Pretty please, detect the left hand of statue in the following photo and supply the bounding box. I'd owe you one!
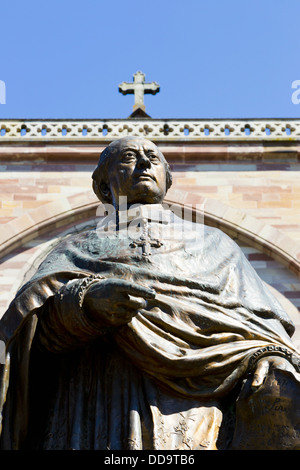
[251,355,300,390]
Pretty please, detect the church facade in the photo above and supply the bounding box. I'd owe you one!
[0,116,300,346]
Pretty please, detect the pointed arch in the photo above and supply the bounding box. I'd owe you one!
[0,188,299,276]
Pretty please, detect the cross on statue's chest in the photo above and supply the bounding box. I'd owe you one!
[129,218,163,257]
[130,235,163,257]
[119,71,160,112]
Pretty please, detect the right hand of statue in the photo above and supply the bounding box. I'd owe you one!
[82,278,156,327]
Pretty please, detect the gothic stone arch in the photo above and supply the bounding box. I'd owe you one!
[0,190,299,348]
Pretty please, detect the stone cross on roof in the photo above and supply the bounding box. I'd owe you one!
[119,71,160,114]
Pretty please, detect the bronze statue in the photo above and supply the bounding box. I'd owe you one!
[1,136,300,450]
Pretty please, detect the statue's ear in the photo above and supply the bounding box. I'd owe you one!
[92,178,111,203]
[99,182,112,202]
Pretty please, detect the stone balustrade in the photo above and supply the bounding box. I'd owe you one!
[0,118,300,142]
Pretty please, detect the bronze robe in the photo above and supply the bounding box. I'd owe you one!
[0,205,299,450]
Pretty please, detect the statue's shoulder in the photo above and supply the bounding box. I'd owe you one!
[31,229,99,279]
[202,223,227,240]
[37,229,99,267]
[202,224,242,255]
[54,228,98,250]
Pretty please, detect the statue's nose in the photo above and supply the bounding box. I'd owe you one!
[137,155,151,169]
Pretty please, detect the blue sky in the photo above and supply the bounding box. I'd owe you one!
[0,0,299,119]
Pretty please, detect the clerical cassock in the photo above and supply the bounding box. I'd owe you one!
[0,204,299,450]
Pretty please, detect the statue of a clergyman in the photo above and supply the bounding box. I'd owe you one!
[1,136,300,450]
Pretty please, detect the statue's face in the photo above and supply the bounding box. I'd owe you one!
[105,137,167,207]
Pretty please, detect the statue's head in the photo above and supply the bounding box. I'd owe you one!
[92,136,172,207]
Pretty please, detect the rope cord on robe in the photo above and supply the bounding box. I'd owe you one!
[247,345,300,374]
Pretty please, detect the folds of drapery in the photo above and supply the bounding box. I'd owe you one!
[0,218,299,448]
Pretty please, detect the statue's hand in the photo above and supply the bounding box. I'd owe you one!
[82,278,156,327]
[251,355,300,390]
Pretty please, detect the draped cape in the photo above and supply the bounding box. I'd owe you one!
[0,207,298,449]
